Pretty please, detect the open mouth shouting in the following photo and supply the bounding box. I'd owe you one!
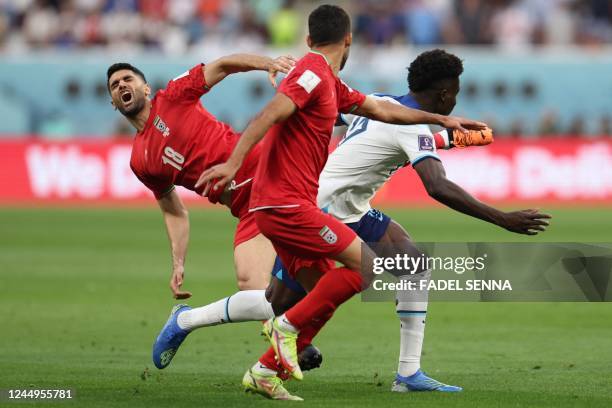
[121,90,133,108]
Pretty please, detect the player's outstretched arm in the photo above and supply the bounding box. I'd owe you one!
[158,189,192,299]
[203,54,295,89]
[353,96,487,133]
[195,93,297,194]
[414,158,551,235]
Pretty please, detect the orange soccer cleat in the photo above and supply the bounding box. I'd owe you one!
[451,127,494,148]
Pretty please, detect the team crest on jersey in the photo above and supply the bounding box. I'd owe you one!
[297,70,321,94]
[153,115,170,137]
[319,225,338,244]
[418,135,434,151]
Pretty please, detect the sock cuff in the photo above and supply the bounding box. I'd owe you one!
[396,310,427,317]
[224,295,233,323]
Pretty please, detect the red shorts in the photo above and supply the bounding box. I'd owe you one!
[234,211,259,247]
[253,205,357,277]
[228,144,262,248]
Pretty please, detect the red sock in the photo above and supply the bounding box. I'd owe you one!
[285,267,362,329]
[297,311,334,352]
[258,347,282,372]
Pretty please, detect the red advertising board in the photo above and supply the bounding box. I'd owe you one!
[1,138,611,206]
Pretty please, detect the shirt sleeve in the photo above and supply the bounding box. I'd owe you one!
[336,78,366,114]
[134,172,175,200]
[278,67,321,109]
[163,64,210,102]
[395,125,441,167]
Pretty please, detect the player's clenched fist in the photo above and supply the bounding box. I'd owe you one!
[195,160,241,197]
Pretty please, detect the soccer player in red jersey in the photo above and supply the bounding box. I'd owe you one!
[107,56,475,374]
[107,54,303,369]
[196,5,488,400]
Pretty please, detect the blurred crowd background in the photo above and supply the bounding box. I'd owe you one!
[0,0,611,138]
[2,0,611,51]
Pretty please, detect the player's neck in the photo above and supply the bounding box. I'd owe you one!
[310,46,344,75]
[128,99,152,133]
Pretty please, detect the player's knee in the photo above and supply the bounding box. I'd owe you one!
[236,274,267,291]
[235,262,269,290]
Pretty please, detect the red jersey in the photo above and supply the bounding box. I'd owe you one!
[249,51,366,210]
[130,64,245,208]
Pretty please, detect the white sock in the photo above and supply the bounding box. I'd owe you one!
[277,313,298,333]
[396,271,430,377]
[177,290,274,331]
[251,361,277,376]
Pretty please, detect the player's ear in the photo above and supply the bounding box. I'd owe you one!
[144,83,151,98]
[439,88,448,103]
[307,35,313,48]
[345,32,352,47]
[110,100,117,110]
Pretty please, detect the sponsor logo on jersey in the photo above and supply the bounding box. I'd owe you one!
[297,70,321,94]
[418,135,434,151]
[319,225,338,244]
[153,115,170,137]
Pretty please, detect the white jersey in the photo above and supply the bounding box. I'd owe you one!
[317,94,442,223]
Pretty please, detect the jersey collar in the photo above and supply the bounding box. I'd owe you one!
[373,92,420,109]
[309,49,331,66]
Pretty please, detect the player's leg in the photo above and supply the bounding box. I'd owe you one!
[271,239,376,379]
[234,232,276,290]
[173,211,277,331]
[251,207,374,379]
[246,265,326,399]
[378,220,427,377]
[152,227,276,369]
[175,233,276,331]
[379,220,462,392]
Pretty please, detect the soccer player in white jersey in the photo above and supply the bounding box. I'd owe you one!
[264,49,551,395]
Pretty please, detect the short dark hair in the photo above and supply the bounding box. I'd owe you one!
[408,49,463,92]
[308,4,351,46]
[106,63,147,90]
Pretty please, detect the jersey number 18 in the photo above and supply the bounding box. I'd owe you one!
[162,146,185,171]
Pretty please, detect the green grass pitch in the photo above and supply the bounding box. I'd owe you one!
[1,206,612,407]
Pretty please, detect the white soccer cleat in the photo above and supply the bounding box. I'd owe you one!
[242,369,303,401]
[262,318,303,381]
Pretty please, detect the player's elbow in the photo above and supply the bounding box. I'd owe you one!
[424,180,448,201]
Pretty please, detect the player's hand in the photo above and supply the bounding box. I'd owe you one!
[452,127,494,148]
[195,160,241,196]
[499,209,552,235]
[170,266,192,299]
[268,55,296,88]
[440,116,488,134]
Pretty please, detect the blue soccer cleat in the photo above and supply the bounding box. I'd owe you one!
[391,370,463,392]
[152,304,191,369]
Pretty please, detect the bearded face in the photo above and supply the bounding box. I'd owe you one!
[108,70,149,118]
